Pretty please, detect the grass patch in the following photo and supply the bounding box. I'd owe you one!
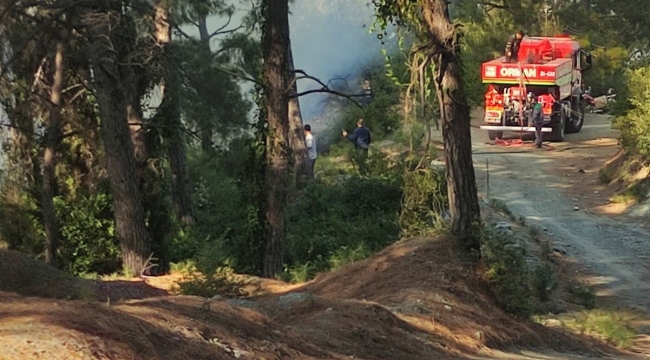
[539,310,638,348]
[611,193,636,204]
[611,180,649,204]
[488,198,513,218]
[170,260,196,274]
[575,310,637,348]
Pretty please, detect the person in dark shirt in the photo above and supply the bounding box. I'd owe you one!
[528,93,544,148]
[505,30,524,63]
[342,118,372,175]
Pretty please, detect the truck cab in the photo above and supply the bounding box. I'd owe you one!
[479,36,592,141]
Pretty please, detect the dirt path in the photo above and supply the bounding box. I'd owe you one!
[469,112,650,317]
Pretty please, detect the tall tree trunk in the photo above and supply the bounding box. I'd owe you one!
[42,41,64,266]
[197,15,215,151]
[261,0,291,278]
[88,10,151,276]
[422,0,480,249]
[155,2,196,226]
[287,39,311,186]
[127,99,147,163]
[198,16,210,49]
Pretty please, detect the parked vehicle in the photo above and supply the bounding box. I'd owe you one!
[581,86,616,113]
[480,35,593,141]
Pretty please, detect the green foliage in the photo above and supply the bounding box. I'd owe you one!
[598,167,614,184]
[337,59,405,141]
[55,194,120,275]
[340,95,399,140]
[488,198,513,218]
[328,243,372,271]
[573,310,637,348]
[177,266,244,298]
[614,66,650,160]
[583,47,629,98]
[532,263,558,302]
[177,41,252,141]
[459,21,511,105]
[0,194,44,256]
[168,145,262,275]
[399,166,448,236]
[569,284,597,309]
[482,229,531,317]
[284,175,402,281]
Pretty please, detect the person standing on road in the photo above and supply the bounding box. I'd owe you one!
[529,94,544,148]
[304,124,317,176]
[342,118,372,175]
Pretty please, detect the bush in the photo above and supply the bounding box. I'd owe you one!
[613,66,650,160]
[0,193,44,256]
[170,146,263,275]
[284,175,402,281]
[177,266,244,298]
[532,263,558,302]
[399,167,448,236]
[482,229,531,317]
[0,190,120,276]
[569,284,597,309]
[55,193,120,275]
[340,95,400,140]
[335,58,405,142]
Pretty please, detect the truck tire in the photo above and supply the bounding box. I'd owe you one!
[549,112,566,142]
[488,131,503,140]
[566,100,585,134]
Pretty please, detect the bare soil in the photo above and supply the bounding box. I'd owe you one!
[1,230,641,360]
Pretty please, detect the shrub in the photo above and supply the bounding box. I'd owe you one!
[284,175,402,280]
[613,66,650,161]
[482,229,531,317]
[177,266,244,298]
[55,193,120,275]
[532,263,558,302]
[399,167,448,237]
[569,284,597,309]
[0,193,44,256]
[173,147,263,275]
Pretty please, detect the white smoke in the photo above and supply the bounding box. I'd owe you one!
[290,0,389,121]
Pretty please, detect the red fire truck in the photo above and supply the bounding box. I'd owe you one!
[479,36,592,141]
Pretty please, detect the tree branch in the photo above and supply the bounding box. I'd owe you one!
[208,12,233,38]
[289,69,370,107]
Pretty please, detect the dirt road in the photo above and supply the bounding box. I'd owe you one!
[470,112,650,316]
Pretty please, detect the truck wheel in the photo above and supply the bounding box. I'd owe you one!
[566,101,585,134]
[488,131,503,140]
[550,112,566,142]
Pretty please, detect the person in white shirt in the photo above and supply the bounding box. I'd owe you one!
[304,124,317,176]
